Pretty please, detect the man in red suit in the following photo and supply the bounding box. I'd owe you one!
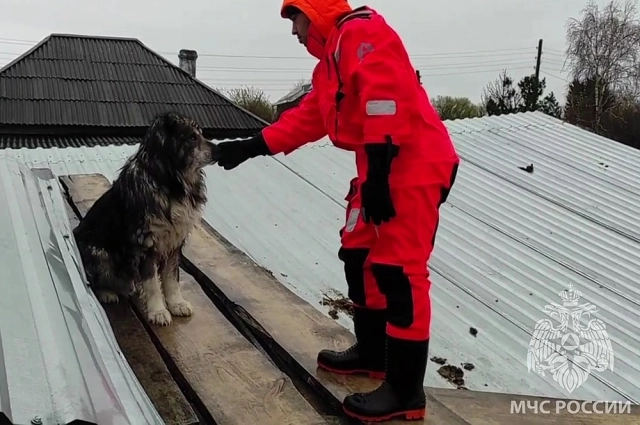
[213,0,460,421]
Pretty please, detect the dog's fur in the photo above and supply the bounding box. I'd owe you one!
[73,112,218,326]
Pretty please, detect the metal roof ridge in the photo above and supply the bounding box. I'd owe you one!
[48,33,141,42]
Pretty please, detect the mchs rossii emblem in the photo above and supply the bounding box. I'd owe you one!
[527,283,614,393]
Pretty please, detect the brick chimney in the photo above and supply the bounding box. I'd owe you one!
[178,49,198,78]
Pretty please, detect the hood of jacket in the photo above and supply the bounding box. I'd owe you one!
[280,0,353,59]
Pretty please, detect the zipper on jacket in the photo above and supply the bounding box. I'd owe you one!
[331,53,344,143]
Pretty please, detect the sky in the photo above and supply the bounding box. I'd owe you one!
[0,0,610,104]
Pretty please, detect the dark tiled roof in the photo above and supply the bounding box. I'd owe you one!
[0,34,266,132]
[0,135,140,149]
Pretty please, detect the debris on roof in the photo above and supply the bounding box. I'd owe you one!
[437,364,467,389]
[518,163,534,173]
[320,292,354,320]
[430,356,447,365]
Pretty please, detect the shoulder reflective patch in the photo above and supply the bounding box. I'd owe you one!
[334,34,344,62]
[366,100,397,115]
[357,42,374,61]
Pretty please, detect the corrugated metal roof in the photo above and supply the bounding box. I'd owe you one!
[444,111,640,243]
[2,111,638,406]
[0,157,164,425]
[0,33,266,133]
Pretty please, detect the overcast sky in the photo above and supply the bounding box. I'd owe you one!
[1,0,607,104]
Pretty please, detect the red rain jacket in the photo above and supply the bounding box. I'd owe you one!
[262,0,459,186]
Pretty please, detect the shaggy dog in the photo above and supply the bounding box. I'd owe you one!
[73,112,218,326]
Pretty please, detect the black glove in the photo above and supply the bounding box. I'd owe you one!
[361,137,399,225]
[213,132,272,170]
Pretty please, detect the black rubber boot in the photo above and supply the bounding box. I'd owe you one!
[342,336,429,422]
[317,307,387,379]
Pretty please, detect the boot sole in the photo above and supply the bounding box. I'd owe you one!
[317,362,385,380]
[343,405,425,421]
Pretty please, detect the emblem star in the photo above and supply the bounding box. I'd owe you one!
[547,332,595,358]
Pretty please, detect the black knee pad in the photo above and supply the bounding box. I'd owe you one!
[371,263,414,328]
[338,247,370,306]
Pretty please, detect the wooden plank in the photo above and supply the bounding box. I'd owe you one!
[61,173,327,425]
[180,218,640,424]
[149,271,327,424]
[182,221,463,424]
[103,302,200,425]
[61,174,112,214]
[62,194,198,425]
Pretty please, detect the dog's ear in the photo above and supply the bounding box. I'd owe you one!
[161,112,181,136]
[144,112,174,148]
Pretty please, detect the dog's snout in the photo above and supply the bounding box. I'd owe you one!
[204,141,219,164]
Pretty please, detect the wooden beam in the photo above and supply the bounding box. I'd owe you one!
[61,173,327,425]
[61,200,198,425]
[180,220,640,425]
[182,221,460,424]
[103,301,200,425]
[146,270,327,424]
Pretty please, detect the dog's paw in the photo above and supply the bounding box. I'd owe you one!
[96,290,119,304]
[168,300,193,317]
[147,308,172,326]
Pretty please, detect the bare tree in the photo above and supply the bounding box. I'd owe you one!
[565,0,640,132]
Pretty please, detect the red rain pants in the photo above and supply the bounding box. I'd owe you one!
[339,157,458,341]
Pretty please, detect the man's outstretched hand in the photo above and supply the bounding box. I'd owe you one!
[214,140,251,170]
[213,132,272,170]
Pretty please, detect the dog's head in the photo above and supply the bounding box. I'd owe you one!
[142,112,219,172]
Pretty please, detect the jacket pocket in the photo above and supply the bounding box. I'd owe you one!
[339,177,360,238]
